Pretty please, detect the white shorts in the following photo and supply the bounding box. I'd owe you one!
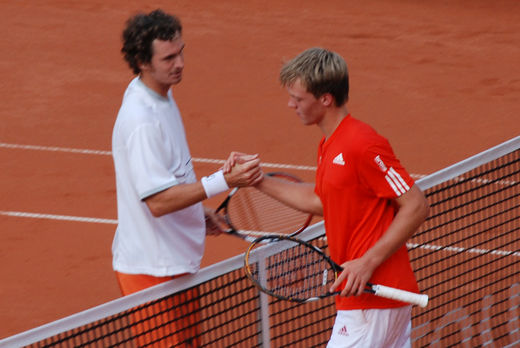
[327,306,412,348]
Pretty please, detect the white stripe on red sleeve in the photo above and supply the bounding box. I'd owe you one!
[385,167,410,196]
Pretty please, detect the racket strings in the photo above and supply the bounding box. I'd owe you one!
[250,241,336,301]
[245,236,429,306]
[228,187,310,234]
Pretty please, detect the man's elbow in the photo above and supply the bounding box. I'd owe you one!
[148,204,163,217]
[414,191,430,223]
[419,196,430,221]
[404,185,430,223]
[144,198,166,217]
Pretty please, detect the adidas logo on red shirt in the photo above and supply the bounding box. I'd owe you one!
[333,153,345,166]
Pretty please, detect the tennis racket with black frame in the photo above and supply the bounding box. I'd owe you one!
[214,172,313,242]
[244,234,428,307]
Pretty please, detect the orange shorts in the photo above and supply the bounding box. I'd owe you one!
[115,272,201,348]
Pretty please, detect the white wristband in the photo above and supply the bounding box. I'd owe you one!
[201,170,230,198]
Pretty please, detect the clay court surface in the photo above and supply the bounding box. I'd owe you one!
[0,0,519,339]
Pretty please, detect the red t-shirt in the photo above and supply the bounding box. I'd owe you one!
[315,115,419,310]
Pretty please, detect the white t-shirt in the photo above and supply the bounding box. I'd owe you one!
[111,77,205,276]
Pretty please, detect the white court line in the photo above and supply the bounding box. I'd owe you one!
[0,141,426,224]
[0,211,117,225]
[0,142,112,156]
[0,142,427,178]
[1,210,518,258]
[0,142,317,171]
[407,242,520,258]
[0,142,431,231]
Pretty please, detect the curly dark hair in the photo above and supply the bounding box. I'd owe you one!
[121,9,182,74]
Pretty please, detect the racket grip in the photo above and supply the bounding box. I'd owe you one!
[371,284,429,308]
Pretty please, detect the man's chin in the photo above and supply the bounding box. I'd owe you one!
[171,77,182,85]
[169,73,183,85]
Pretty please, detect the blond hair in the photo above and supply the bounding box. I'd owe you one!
[280,47,349,106]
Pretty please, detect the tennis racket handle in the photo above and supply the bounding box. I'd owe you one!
[371,284,429,308]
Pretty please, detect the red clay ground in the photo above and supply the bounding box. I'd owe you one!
[1,0,519,339]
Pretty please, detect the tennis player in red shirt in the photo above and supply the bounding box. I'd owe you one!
[226,47,429,347]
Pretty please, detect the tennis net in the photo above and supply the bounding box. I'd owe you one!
[411,136,520,347]
[1,135,518,347]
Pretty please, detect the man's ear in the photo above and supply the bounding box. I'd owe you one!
[320,93,334,107]
[138,61,150,73]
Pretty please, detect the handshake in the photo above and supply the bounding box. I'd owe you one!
[200,151,264,200]
[202,151,264,236]
[221,151,264,188]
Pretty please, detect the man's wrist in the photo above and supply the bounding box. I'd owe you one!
[201,170,230,198]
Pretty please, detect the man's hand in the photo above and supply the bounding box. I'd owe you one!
[222,151,257,173]
[330,256,377,297]
[222,152,264,187]
[204,207,227,236]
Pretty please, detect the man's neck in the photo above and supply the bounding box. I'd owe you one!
[139,74,170,98]
[319,106,349,139]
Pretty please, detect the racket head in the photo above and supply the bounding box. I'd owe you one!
[218,172,313,239]
[244,235,340,303]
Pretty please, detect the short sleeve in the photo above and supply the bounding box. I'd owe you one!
[358,138,414,199]
[126,122,179,200]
